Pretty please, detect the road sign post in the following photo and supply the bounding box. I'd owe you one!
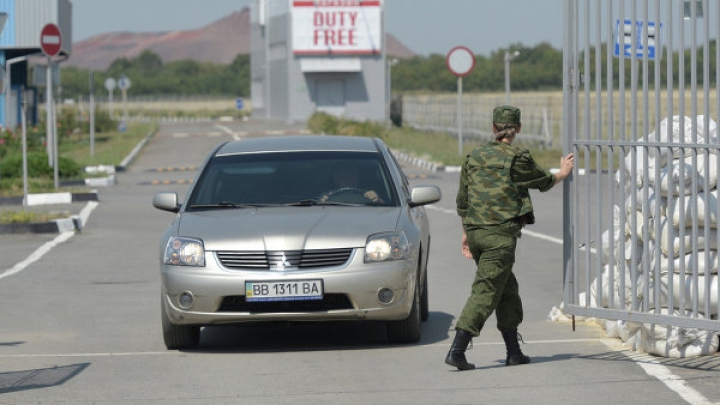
[40,23,62,188]
[118,75,131,129]
[446,46,476,156]
[105,78,116,116]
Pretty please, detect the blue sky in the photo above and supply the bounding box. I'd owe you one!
[70,0,565,57]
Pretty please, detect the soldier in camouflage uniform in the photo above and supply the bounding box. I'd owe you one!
[445,105,574,370]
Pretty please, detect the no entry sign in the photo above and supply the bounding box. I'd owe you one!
[40,24,62,57]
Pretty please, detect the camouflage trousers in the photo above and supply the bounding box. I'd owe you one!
[455,222,524,337]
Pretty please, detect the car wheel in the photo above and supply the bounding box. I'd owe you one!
[386,277,421,344]
[161,295,200,350]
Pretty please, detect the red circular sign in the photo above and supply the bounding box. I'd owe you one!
[40,24,62,57]
[446,46,476,77]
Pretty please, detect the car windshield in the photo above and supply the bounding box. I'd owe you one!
[186,151,398,210]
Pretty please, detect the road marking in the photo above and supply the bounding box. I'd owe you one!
[0,351,172,358]
[601,339,716,405]
[426,205,597,254]
[0,202,98,280]
[427,203,712,405]
[215,124,241,140]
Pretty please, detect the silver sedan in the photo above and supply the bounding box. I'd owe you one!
[153,135,441,349]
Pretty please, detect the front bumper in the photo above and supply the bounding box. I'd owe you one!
[161,249,416,326]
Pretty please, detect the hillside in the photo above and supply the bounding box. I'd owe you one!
[67,8,416,70]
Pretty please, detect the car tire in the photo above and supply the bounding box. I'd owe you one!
[161,295,200,350]
[386,276,421,344]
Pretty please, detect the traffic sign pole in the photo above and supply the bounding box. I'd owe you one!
[45,56,53,166]
[446,46,476,156]
[40,23,62,189]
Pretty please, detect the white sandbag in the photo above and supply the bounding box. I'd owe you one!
[589,265,624,309]
[649,115,717,157]
[652,250,719,275]
[600,206,623,266]
[655,217,719,258]
[624,211,653,242]
[605,319,642,342]
[621,115,718,189]
[645,273,719,315]
[548,305,571,322]
[625,188,666,219]
[636,309,719,358]
[548,300,593,322]
[669,188,720,229]
[615,233,655,273]
[649,153,718,197]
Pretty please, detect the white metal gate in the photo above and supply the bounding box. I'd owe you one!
[562,0,720,332]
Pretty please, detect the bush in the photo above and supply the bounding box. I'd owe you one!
[307,112,340,135]
[307,113,388,140]
[0,151,82,179]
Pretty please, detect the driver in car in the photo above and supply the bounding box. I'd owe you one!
[319,166,384,203]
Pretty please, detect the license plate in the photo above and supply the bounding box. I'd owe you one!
[245,279,323,302]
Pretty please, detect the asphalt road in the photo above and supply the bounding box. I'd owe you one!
[0,119,718,405]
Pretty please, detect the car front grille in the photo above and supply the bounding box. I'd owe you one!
[217,294,354,313]
[216,248,353,270]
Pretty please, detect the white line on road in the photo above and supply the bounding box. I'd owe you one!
[426,204,712,405]
[215,124,241,140]
[0,351,172,358]
[0,202,98,280]
[0,338,606,359]
[601,339,717,405]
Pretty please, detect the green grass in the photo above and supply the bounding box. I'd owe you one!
[0,121,158,223]
[0,210,68,224]
[383,126,566,169]
[61,122,158,167]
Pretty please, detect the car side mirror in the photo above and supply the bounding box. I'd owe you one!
[408,185,441,207]
[153,192,180,213]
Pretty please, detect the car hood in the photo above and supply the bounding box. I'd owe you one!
[177,207,403,251]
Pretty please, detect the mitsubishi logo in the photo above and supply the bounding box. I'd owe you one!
[274,253,292,270]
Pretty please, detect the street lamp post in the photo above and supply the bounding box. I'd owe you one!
[386,58,398,126]
[504,50,520,104]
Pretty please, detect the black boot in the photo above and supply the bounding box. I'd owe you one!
[445,330,475,370]
[501,329,531,366]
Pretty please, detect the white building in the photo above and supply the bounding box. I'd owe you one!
[251,0,387,123]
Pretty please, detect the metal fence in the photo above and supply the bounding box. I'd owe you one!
[561,0,720,351]
[399,93,557,149]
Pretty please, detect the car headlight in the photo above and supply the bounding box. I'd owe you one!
[164,237,206,267]
[364,231,409,262]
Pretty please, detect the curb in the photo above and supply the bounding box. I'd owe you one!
[0,191,99,207]
[0,216,82,234]
[0,191,99,234]
[391,150,461,173]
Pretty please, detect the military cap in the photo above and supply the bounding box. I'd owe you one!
[492,105,521,124]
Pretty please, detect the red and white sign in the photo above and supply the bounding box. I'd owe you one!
[40,23,62,57]
[446,46,475,77]
[292,0,382,55]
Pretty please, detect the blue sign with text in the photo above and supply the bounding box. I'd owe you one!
[614,19,662,60]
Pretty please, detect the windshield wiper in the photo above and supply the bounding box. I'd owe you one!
[189,202,279,209]
[286,199,362,207]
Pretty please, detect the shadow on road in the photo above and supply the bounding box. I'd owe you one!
[0,363,90,394]
[187,311,455,353]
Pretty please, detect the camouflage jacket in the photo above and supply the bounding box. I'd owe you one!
[456,141,556,226]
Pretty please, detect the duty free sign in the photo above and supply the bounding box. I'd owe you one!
[292,0,382,55]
